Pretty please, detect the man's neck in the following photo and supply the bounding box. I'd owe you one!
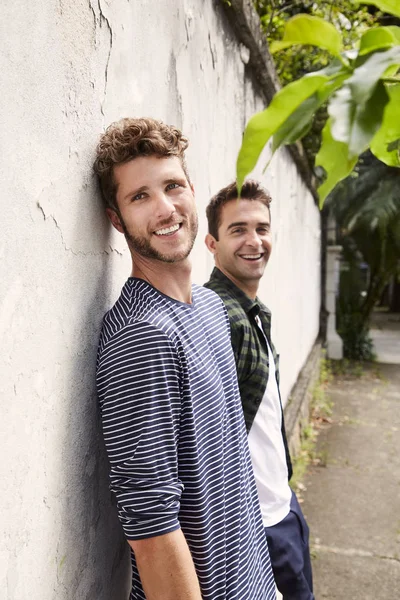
[216,266,259,300]
[132,257,193,304]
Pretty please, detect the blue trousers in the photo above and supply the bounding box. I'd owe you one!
[265,492,314,600]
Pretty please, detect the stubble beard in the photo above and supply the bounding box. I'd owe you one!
[120,213,199,264]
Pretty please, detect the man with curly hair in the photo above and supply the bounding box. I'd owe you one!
[94,118,276,600]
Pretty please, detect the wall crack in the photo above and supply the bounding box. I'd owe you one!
[89,0,113,116]
[208,33,216,70]
[37,201,123,256]
[97,0,113,116]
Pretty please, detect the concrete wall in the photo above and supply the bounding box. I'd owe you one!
[0,1,320,598]
[258,149,321,403]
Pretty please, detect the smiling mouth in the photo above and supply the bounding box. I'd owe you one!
[239,253,264,261]
[154,223,181,236]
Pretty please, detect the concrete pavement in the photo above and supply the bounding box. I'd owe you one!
[301,315,400,599]
[370,312,400,365]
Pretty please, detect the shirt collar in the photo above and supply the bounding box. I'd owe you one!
[209,267,270,318]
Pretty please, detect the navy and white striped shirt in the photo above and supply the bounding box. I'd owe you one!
[97,278,275,599]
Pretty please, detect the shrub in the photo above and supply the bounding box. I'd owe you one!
[337,311,376,361]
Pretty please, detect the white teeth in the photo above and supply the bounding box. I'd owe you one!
[154,223,180,236]
[241,254,262,259]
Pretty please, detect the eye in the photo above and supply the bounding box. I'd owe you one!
[166,182,180,191]
[257,227,269,234]
[132,192,146,202]
[231,227,245,235]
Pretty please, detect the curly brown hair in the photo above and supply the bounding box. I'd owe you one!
[206,180,272,240]
[93,117,190,210]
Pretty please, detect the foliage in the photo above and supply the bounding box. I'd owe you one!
[336,258,376,359]
[329,154,400,310]
[366,0,400,16]
[254,1,375,167]
[237,2,400,203]
[289,422,317,493]
[311,354,334,419]
[328,358,365,378]
[255,1,375,84]
[337,310,376,360]
[289,353,333,493]
[327,152,400,357]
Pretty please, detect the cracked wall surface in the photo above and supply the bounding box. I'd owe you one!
[0,1,320,598]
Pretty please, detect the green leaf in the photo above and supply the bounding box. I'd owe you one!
[371,84,400,167]
[329,46,400,157]
[237,75,327,190]
[269,14,343,56]
[350,46,400,106]
[360,0,400,19]
[359,27,400,56]
[387,26,400,44]
[387,139,400,151]
[236,61,350,190]
[272,95,317,152]
[316,119,358,206]
[329,81,390,158]
[272,70,350,151]
[350,82,390,157]
[328,86,353,144]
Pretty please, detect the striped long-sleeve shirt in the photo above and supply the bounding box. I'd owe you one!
[96,278,276,599]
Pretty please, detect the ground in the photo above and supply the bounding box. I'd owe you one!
[300,313,400,599]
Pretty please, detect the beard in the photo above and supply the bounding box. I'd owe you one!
[119,213,198,263]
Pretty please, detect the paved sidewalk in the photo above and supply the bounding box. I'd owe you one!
[370,312,400,365]
[301,319,400,599]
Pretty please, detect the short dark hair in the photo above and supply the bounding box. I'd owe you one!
[206,180,272,240]
[93,117,190,211]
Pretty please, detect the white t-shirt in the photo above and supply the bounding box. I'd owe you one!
[247,316,292,527]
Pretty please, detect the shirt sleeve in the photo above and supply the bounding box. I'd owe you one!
[96,321,184,540]
[229,317,246,383]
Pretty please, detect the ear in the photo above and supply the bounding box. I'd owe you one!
[106,208,125,234]
[205,233,217,254]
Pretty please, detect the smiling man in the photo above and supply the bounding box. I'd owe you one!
[205,181,314,600]
[93,119,276,600]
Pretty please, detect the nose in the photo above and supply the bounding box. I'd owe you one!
[245,230,262,248]
[154,191,176,220]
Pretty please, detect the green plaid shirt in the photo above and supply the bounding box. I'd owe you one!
[205,267,292,480]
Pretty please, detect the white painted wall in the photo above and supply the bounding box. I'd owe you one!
[0,1,320,598]
[254,148,321,403]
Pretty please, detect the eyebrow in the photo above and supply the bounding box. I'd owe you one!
[164,176,187,185]
[123,185,148,201]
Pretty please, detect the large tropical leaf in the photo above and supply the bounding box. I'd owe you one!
[237,61,350,190]
[359,26,400,56]
[326,155,400,259]
[346,177,400,233]
[326,154,396,221]
[315,119,358,205]
[237,75,327,190]
[349,47,400,106]
[237,4,400,202]
[361,0,400,19]
[328,46,400,158]
[269,14,343,56]
[371,84,400,167]
[272,70,350,151]
[271,96,316,152]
